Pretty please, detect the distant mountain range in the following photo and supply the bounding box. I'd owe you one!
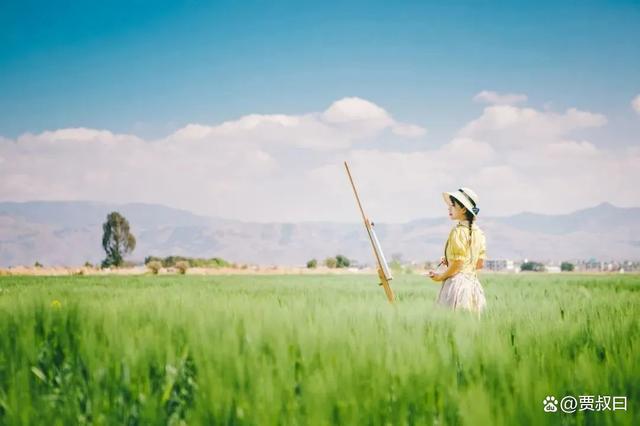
[0,201,639,267]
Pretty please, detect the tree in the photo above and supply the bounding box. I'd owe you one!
[175,261,189,275]
[335,254,350,268]
[144,256,163,265]
[520,261,545,272]
[390,259,403,274]
[101,212,136,268]
[147,260,162,275]
[306,259,318,269]
[561,262,575,272]
[324,257,337,268]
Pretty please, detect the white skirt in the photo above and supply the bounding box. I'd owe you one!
[436,272,486,314]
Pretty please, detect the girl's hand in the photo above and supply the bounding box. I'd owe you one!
[428,270,444,282]
[439,256,448,267]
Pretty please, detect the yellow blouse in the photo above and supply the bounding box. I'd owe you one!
[444,221,486,274]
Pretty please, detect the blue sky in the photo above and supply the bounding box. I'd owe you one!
[1,0,639,222]
[1,0,639,143]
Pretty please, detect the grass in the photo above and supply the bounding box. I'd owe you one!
[0,273,638,425]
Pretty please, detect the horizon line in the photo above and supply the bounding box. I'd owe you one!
[0,199,635,225]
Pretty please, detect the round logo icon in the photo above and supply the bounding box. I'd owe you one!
[543,396,558,413]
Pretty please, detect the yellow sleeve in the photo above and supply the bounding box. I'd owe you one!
[477,229,487,259]
[448,227,469,261]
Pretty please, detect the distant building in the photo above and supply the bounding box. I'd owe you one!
[572,259,640,273]
[485,259,515,272]
[545,265,561,273]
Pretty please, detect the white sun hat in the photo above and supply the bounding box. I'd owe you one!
[442,187,480,216]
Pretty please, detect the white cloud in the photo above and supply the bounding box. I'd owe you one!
[1,95,637,222]
[437,137,495,164]
[450,103,637,217]
[632,94,640,114]
[322,97,393,126]
[391,122,427,138]
[0,97,427,221]
[307,100,640,221]
[165,97,426,151]
[25,127,141,144]
[321,97,426,139]
[473,90,528,105]
[459,105,607,148]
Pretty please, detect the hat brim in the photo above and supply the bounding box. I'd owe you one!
[442,191,477,216]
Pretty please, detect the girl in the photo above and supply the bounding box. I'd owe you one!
[428,187,487,314]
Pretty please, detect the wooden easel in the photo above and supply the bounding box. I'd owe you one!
[344,161,395,303]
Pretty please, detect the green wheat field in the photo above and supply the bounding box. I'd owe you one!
[0,273,637,425]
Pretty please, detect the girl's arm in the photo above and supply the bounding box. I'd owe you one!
[428,260,463,282]
[476,259,484,270]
